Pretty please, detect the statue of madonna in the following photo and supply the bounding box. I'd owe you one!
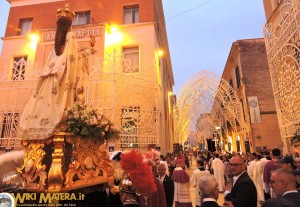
[18,4,89,140]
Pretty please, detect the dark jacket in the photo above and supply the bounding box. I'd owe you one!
[201,201,220,207]
[262,197,296,207]
[225,172,257,207]
[161,175,174,207]
[282,191,300,206]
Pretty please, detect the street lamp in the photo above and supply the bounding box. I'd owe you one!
[105,24,123,47]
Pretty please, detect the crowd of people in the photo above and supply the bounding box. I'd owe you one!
[1,147,299,207]
[116,148,300,207]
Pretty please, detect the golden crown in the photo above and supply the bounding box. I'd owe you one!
[57,4,75,20]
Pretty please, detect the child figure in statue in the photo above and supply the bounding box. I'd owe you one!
[18,4,89,140]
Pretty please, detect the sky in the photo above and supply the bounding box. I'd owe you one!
[162,0,266,95]
[0,0,266,95]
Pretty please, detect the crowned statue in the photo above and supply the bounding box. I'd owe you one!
[18,4,89,140]
[13,4,118,194]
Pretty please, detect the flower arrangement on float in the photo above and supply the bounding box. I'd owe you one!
[64,101,120,141]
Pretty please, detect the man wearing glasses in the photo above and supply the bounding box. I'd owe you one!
[223,155,257,207]
[262,168,300,207]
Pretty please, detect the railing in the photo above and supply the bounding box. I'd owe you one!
[0,138,22,150]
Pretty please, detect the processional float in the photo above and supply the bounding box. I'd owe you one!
[1,6,158,206]
[15,4,119,193]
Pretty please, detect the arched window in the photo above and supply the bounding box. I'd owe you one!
[235,66,241,88]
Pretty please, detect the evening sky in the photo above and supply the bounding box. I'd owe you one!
[0,0,266,95]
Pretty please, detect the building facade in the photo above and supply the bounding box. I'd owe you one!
[263,0,300,154]
[220,38,281,152]
[0,0,175,153]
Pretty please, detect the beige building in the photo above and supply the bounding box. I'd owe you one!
[218,38,281,153]
[0,0,175,154]
[262,0,300,154]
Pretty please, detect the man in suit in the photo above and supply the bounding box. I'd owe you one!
[263,148,281,198]
[263,168,300,206]
[262,198,296,207]
[157,163,175,207]
[223,155,257,207]
[199,175,221,207]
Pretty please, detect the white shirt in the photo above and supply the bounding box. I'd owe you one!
[233,171,246,186]
[203,198,218,202]
[224,171,246,196]
[282,190,298,197]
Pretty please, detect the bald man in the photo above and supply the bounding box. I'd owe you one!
[223,155,257,207]
[262,168,300,206]
[157,163,174,207]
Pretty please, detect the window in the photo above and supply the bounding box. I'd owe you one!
[18,18,32,35]
[72,11,90,25]
[121,106,140,148]
[123,6,139,24]
[236,140,241,152]
[235,66,241,88]
[1,113,19,138]
[11,56,27,81]
[121,106,140,135]
[229,79,234,97]
[240,98,245,121]
[229,79,233,88]
[123,47,139,73]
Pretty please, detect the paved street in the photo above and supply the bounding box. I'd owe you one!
[185,158,225,207]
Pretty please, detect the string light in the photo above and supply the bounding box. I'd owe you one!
[167,0,215,20]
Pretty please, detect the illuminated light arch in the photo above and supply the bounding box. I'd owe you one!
[263,0,300,153]
[175,70,248,149]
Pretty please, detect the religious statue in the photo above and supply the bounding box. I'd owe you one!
[18,4,89,140]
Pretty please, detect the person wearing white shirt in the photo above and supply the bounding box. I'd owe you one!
[247,153,257,181]
[211,154,225,192]
[223,156,257,207]
[191,160,210,207]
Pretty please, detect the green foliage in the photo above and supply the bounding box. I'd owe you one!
[64,102,120,141]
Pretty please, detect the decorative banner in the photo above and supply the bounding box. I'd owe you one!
[247,96,262,123]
